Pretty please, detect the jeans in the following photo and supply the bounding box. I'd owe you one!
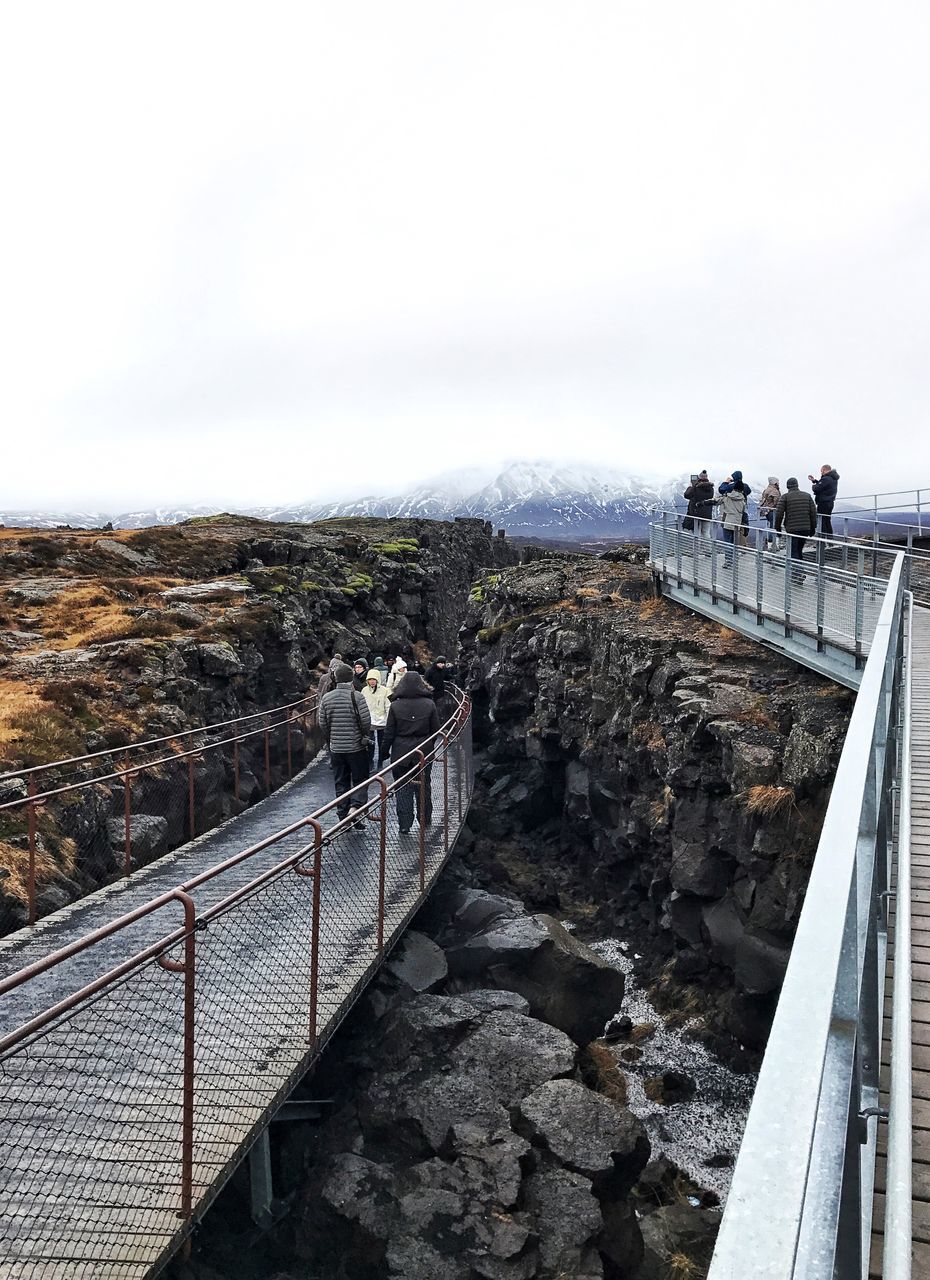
[330,750,369,819]
[392,758,433,832]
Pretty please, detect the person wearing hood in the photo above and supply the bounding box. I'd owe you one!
[809,465,840,536]
[386,656,408,690]
[383,672,440,834]
[350,658,369,692]
[315,654,343,702]
[774,478,817,575]
[717,471,752,562]
[682,470,715,545]
[758,477,782,547]
[318,662,372,821]
[372,655,390,686]
[362,669,392,770]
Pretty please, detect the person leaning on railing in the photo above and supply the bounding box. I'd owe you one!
[682,470,716,547]
[318,662,372,822]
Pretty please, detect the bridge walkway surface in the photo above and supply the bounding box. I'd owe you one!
[874,607,930,1276]
[0,691,474,1279]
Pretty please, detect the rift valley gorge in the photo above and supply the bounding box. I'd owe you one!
[0,518,851,1280]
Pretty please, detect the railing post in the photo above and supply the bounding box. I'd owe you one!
[187,755,196,840]
[286,716,293,780]
[417,750,427,891]
[731,530,739,614]
[855,548,865,668]
[123,751,132,877]
[783,534,792,637]
[842,517,849,573]
[377,779,387,955]
[264,721,271,794]
[661,510,669,576]
[442,733,450,855]
[710,529,718,604]
[816,537,826,652]
[156,891,198,1223]
[754,526,763,625]
[675,514,683,587]
[27,777,37,926]
[300,819,323,1049]
[233,738,240,804]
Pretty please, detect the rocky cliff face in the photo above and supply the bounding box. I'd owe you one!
[0,516,517,928]
[458,551,852,1049]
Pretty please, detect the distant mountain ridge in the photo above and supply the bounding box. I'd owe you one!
[2,461,684,539]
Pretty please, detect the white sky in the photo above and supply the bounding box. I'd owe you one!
[2,1,929,510]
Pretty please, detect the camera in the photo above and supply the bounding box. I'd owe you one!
[690,474,698,483]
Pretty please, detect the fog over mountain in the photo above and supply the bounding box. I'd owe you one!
[0,461,684,540]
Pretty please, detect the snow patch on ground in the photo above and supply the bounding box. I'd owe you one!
[590,936,754,1202]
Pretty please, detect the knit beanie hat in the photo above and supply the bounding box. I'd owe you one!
[768,476,779,485]
[333,662,354,683]
[786,477,799,489]
[435,655,447,663]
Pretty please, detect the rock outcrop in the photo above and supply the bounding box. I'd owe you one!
[458,552,852,1048]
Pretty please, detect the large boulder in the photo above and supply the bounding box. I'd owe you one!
[385,931,448,994]
[360,997,576,1154]
[522,1162,605,1279]
[516,1079,649,1185]
[444,913,624,1044]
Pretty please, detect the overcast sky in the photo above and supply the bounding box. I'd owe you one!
[1,2,928,511]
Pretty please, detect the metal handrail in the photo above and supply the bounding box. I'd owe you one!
[884,594,913,1278]
[707,557,908,1279]
[0,691,318,784]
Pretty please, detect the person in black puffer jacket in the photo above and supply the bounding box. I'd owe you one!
[682,470,716,545]
[774,477,817,574]
[383,672,440,834]
[809,465,840,536]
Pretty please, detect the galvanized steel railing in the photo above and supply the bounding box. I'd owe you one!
[0,689,474,1280]
[649,513,899,686]
[707,554,910,1278]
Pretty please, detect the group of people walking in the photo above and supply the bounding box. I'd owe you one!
[316,650,456,833]
[683,465,840,566]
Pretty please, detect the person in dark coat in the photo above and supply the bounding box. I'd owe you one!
[318,663,372,820]
[383,672,440,834]
[683,471,715,545]
[351,658,368,692]
[424,656,450,700]
[809,465,840,536]
[372,655,390,686]
[774,478,817,575]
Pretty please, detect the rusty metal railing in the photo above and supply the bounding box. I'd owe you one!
[0,693,320,925]
[0,689,473,1280]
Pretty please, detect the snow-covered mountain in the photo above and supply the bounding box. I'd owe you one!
[1,462,683,540]
[284,462,681,538]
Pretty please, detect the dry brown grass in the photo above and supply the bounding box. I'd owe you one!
[636,596,667,621]
[667,1251,703,1278]
[34,579,187,647]
[580,1040,629,1105]
[733,698,778,730]
[745,784,795,818]
[632,720,667,750]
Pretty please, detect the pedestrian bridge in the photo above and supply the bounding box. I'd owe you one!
[0,690,474,1279]
[651,514,927,1280]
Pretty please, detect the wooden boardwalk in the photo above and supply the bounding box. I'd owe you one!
[874,605,930,1276]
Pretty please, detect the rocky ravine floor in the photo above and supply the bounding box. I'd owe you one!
[176,874,728,1280]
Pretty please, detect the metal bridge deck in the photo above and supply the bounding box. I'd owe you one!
[874,606,930,1276]
[0,717,472,1279]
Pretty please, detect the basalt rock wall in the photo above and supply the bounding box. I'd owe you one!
[458,552,853,1048]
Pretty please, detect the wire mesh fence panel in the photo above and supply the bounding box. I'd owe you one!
[0,959,188,1280]
[0,693,474,1279]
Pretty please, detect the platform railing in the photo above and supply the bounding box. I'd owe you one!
[649,513,899,676]
[707,558,909,1280]
[0,692,320,925]
[0,689,473,1280]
